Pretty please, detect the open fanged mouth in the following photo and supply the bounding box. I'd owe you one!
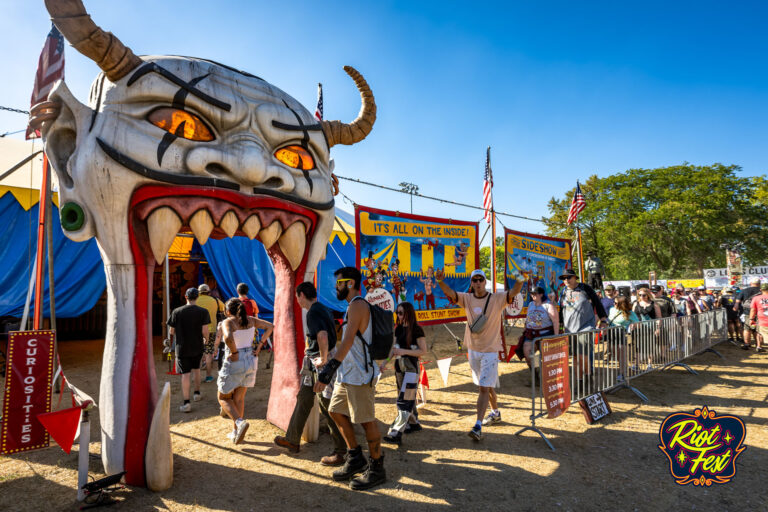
[121,185,317,485]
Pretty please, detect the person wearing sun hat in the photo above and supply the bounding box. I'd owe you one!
[435,268,523,441]
[558,269,608,388]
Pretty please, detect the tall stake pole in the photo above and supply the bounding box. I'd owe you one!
[491,211,497,292]
[33,155,50,329]
[576,227,585,282]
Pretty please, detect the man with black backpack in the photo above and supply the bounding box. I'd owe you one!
[314,266,388,491]
[651,285,676,318]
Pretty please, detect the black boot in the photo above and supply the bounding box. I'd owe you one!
[383,431,402,445]
[350,454,386,490]
[332,446,367,481]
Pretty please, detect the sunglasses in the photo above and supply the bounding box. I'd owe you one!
[471,278,485,283]
[335,278,352,285]
[396,311,404,316]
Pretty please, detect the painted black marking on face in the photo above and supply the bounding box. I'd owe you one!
[89,74,107,133]
[154,74,212,166]
[97,137,240,190]
[127,63,231,111]
[281,100,313,194]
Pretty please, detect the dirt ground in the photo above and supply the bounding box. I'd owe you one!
[1,323,766,512]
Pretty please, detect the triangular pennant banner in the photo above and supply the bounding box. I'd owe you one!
[436,357,452,386]
[36,406,82,454]
[419,363,429,388]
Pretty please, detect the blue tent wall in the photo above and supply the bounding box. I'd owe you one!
[200,237,277,320]
[201,209,356,316]
[0,194,105,317]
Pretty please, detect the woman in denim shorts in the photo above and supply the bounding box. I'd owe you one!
[218,298,273,444]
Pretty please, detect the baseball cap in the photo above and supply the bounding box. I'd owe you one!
[761,282,768,291]
[185,287,199,299]
[470,269,486,280]
[559,269,578,280]
[198,284,210,293]
[697,285,706,291]
[604,284,616,291]
[650,285,662,292]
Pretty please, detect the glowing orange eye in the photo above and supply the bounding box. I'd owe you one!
[274,145,315,170]
[148,107,214,141]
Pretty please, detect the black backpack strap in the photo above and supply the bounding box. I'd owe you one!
[351,297,374,374]
[482,293,492,315]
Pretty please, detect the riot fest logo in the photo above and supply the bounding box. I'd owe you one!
[658,406,746,486]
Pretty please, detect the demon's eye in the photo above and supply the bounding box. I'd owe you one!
[147,107,214,141]
[274,145,315,170]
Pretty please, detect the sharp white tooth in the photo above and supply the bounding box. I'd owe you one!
[242,215,261,240]
[147,207,181,265]
[278,222,307,271]
[189,210,214,245]
[220,210,239,238]
[259,221,282,249]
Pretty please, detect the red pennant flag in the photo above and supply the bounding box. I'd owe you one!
[36,406,82,454]
[419,363,429,388]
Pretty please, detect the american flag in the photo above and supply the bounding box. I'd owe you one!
[314,83,323,121]
[26,24,65,139]
[483,146,493,223]
[567,181,586,225]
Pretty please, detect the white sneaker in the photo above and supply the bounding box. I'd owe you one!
[482,411,501,426]
[226,429,236,441]
[234,419,250,444]
[193,393,202,402]
[179,403,192,413]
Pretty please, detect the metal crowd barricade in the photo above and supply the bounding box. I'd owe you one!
[515,308,728,451]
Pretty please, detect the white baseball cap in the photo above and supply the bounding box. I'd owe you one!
[470,269,486,280]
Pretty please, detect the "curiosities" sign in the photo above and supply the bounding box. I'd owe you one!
[0,330,55,454]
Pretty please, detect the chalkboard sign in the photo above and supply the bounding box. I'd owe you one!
[578,392,612,424]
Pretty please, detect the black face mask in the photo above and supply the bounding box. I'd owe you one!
[336,286,349,301]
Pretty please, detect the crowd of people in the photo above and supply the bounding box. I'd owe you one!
[163,266,764,492]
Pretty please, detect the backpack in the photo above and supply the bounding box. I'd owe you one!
[354,298,394,370]
[215,298,226,323]
[653,296,675,318]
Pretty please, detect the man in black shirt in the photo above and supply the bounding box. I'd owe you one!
[734,278,761,349]
[274,282,346,466]
[167,287,210,412]
[717,287,741,343]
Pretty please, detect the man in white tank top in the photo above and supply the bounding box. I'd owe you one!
[315,266,385,491]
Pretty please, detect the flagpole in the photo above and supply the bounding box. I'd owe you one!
[33,154,50,329]
[576,226,585,282]
[491,210,497,292]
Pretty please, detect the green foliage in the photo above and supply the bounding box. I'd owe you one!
[543,165,768,279]
[479,237,505,283]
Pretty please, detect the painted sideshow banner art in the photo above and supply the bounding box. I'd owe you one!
[355,206,479,325]
[504,229,572,318]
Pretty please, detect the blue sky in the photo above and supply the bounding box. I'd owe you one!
[1,1,766,245]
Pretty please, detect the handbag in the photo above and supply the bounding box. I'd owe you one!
[468,294,492,334]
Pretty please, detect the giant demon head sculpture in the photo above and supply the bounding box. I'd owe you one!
[31,0,375,489]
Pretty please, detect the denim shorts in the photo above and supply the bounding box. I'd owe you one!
[217,351,255,394]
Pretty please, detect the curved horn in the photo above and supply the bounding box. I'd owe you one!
[322,66,377,147]
[44,0,142,82]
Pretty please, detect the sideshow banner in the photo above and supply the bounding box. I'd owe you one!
[1,330,55,454]
[504,229,572,318]
[540,335,571,419]
[355,206,479,325]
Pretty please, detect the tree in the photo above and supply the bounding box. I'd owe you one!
[543,165,768,279]
[479,236,505,284]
